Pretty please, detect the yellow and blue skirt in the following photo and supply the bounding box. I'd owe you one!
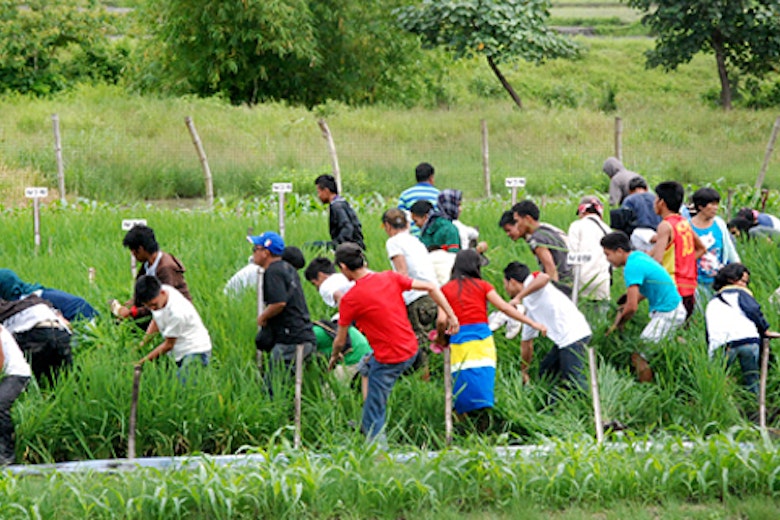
[450,323,496,414]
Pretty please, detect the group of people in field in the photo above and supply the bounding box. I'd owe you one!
[2,159,780,461]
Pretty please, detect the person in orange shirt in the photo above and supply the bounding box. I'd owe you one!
[649,181,706,320]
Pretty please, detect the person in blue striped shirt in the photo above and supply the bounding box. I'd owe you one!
[398,162,440,236]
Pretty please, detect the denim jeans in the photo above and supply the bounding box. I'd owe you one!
[0,375,30,464]
[176,352,210,385]
[726,343,760,395]
[539,336,589,393]
[362,350,419,445]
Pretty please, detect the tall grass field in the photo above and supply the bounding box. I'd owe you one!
[0,187,777,516]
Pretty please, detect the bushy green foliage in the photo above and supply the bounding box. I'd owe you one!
[132,0,430,107]
[626,0,780,110]
[0,0,118,96]
[396,0,583,108]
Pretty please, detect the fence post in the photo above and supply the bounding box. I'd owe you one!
[317,119,341,194]
[184,116,214,209]
[52,114,66,204]
[614,116,623,162]
[481,119,490,198]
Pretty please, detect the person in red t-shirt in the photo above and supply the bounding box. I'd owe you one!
[437,250,545,427]
[330,243,459,445]
[649,181,705,319]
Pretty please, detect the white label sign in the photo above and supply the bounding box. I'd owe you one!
[272,182,293,193]
[504,177,526,188]
[121,219,148,231]
[25,187,48,198]
[567,252,593,265]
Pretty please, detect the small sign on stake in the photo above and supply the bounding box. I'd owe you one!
[567,252,593,266]
[121,219,148,231]
[272,182,293,240]
[26,187,48,250]
[504,177,526,206]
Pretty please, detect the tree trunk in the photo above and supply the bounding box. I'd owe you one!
[713,34,732,110]
[487,55,523,109]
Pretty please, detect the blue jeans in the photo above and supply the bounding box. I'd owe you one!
[726,343,760,394]
[362,350,419,445]
[539,336,589,393]
[176,352,210,385]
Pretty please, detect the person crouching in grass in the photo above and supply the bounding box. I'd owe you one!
[0,325,31,465]
[135,275,212,382]
[705,263,780,395]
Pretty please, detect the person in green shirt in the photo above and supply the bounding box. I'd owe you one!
[313,319,372,399]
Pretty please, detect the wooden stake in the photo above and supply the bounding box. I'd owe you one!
[294,343,304,449]
[588,347,604,443]
[760,189,770,212]
[481,119,490,198]
[88,267,96,285]
[184,116,214,209]
[614,117,623,163]
[726,189,735,220]
[128,364,143,460]
[317,119,341,194]
[755,116,780,193]
[444,348,453,445]
[52,114,66,205]
[759,338,770,431]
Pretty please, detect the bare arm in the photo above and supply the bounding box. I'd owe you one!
[411,279,460,335]
[534,247,559,281]
[486,290,547,336]
[608,285,641,334]
[328,325,350,370]
[509,272,550,306]
[258,302,286,327]
[649,221,671,263]
[138,337,177,365]
[390,255,409,276]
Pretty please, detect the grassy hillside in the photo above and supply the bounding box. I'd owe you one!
[0,37,778,205]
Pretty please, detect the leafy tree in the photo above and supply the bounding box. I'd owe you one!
[626,0,780,110]
[396,0,582,109]
[134,0,429,107]
[135,0,318,105]
[0,0,111,96]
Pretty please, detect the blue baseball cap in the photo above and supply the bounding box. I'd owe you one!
[247,232,285,255]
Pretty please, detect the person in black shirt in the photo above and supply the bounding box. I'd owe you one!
[315,174,366,250]
[249,231,316,395]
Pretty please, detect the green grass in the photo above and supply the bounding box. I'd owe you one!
[1,38,780,204]
[0,184,777,465]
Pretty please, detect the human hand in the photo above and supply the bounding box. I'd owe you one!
[445,316,459,336]
[536,323,547,337]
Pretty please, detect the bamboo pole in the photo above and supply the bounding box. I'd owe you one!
[317,119,342,194]
[444,348,453,445]
[128,365,143,460]
[481,119,490,198]
[52,114,66,204]
[614,117,623,163]
[588,347,604,443]
[726,189,735,220]
[294,343,304,449]
[759,338,770,431]
[184,116,214,209]
[754,116,780,192]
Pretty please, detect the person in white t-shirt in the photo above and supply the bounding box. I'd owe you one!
[382,208,441,378]
[567,196,612,309]
[304,257,355,310]
[504,262,591,391]
[135,276,212,381]
[0,325,31,465]
[224,246,306,297]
